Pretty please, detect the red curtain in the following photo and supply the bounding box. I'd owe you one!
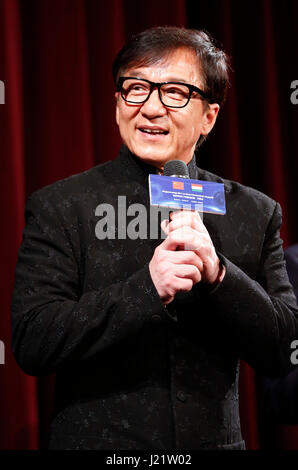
[0,0,297,450]
[186,0,298,449]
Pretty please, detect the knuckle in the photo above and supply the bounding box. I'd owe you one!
[164,274,174,290]
[168,231,174,242]
[159,263,167,276]
[192,251,199,263]
[191,234,198,246]
[158,250,167,263]
[194,265,200,275]
[154,245,162,257]
[184,279,193,291]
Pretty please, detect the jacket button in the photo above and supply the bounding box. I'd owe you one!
[176,390,187,402]
[151,314,161,322]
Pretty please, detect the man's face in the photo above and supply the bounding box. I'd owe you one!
[115,47,219,169]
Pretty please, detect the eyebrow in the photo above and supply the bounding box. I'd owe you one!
[127,70,190,84]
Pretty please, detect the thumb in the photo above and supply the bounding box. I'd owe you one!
[161,218,170,237]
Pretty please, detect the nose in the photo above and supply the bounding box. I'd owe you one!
[140,87,167,118]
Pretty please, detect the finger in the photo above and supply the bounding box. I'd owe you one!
[161,249,204,272]
[169,210,206,234]
[163,226,204,251]
[171,208,202,220]
[174,264,202,284]
[161,218,170,236]
[171,276,194,293]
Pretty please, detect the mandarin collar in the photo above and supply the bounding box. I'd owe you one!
[117,145,199,183]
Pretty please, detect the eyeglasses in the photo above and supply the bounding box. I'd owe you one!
[117,77,210,108]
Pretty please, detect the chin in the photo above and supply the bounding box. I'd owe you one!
[132,146,169,167]
[137,153,168,168]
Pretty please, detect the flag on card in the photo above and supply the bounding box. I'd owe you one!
[191,183,203,192]
[172,181,184,190]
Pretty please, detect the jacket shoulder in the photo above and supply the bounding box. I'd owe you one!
[27,160,116,206]
[199,167,278,217]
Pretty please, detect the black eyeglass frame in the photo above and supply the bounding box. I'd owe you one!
[116,76,211,108]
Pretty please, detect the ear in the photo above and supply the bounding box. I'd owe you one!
[201,103,220,135]
[115,92,120,126]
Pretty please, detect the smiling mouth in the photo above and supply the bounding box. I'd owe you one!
[138,128,169,135]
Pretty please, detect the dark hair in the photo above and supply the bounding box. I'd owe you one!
[112,26,230,107]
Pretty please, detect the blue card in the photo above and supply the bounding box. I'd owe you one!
[148,174,226,215]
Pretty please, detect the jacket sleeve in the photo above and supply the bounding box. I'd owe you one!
[261,244,298,422]
[11,192,174,376]
[200,202,298,377]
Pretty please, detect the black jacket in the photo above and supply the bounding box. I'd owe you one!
[11,145,298,450]
[262,244,298,424]
[285,244,298,301]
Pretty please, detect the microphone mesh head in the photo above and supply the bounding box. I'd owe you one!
[163,160,189,178]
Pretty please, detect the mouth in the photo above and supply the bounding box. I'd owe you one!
[138,127,169,136]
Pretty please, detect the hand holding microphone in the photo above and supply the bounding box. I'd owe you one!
[149,160,225,305]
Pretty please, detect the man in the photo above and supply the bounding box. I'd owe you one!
[262,244,298,425]
[11,26,298,450]
[285,244,298,301]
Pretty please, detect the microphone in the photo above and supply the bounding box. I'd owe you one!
[163,160,189,179]
[162,161,191,230]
